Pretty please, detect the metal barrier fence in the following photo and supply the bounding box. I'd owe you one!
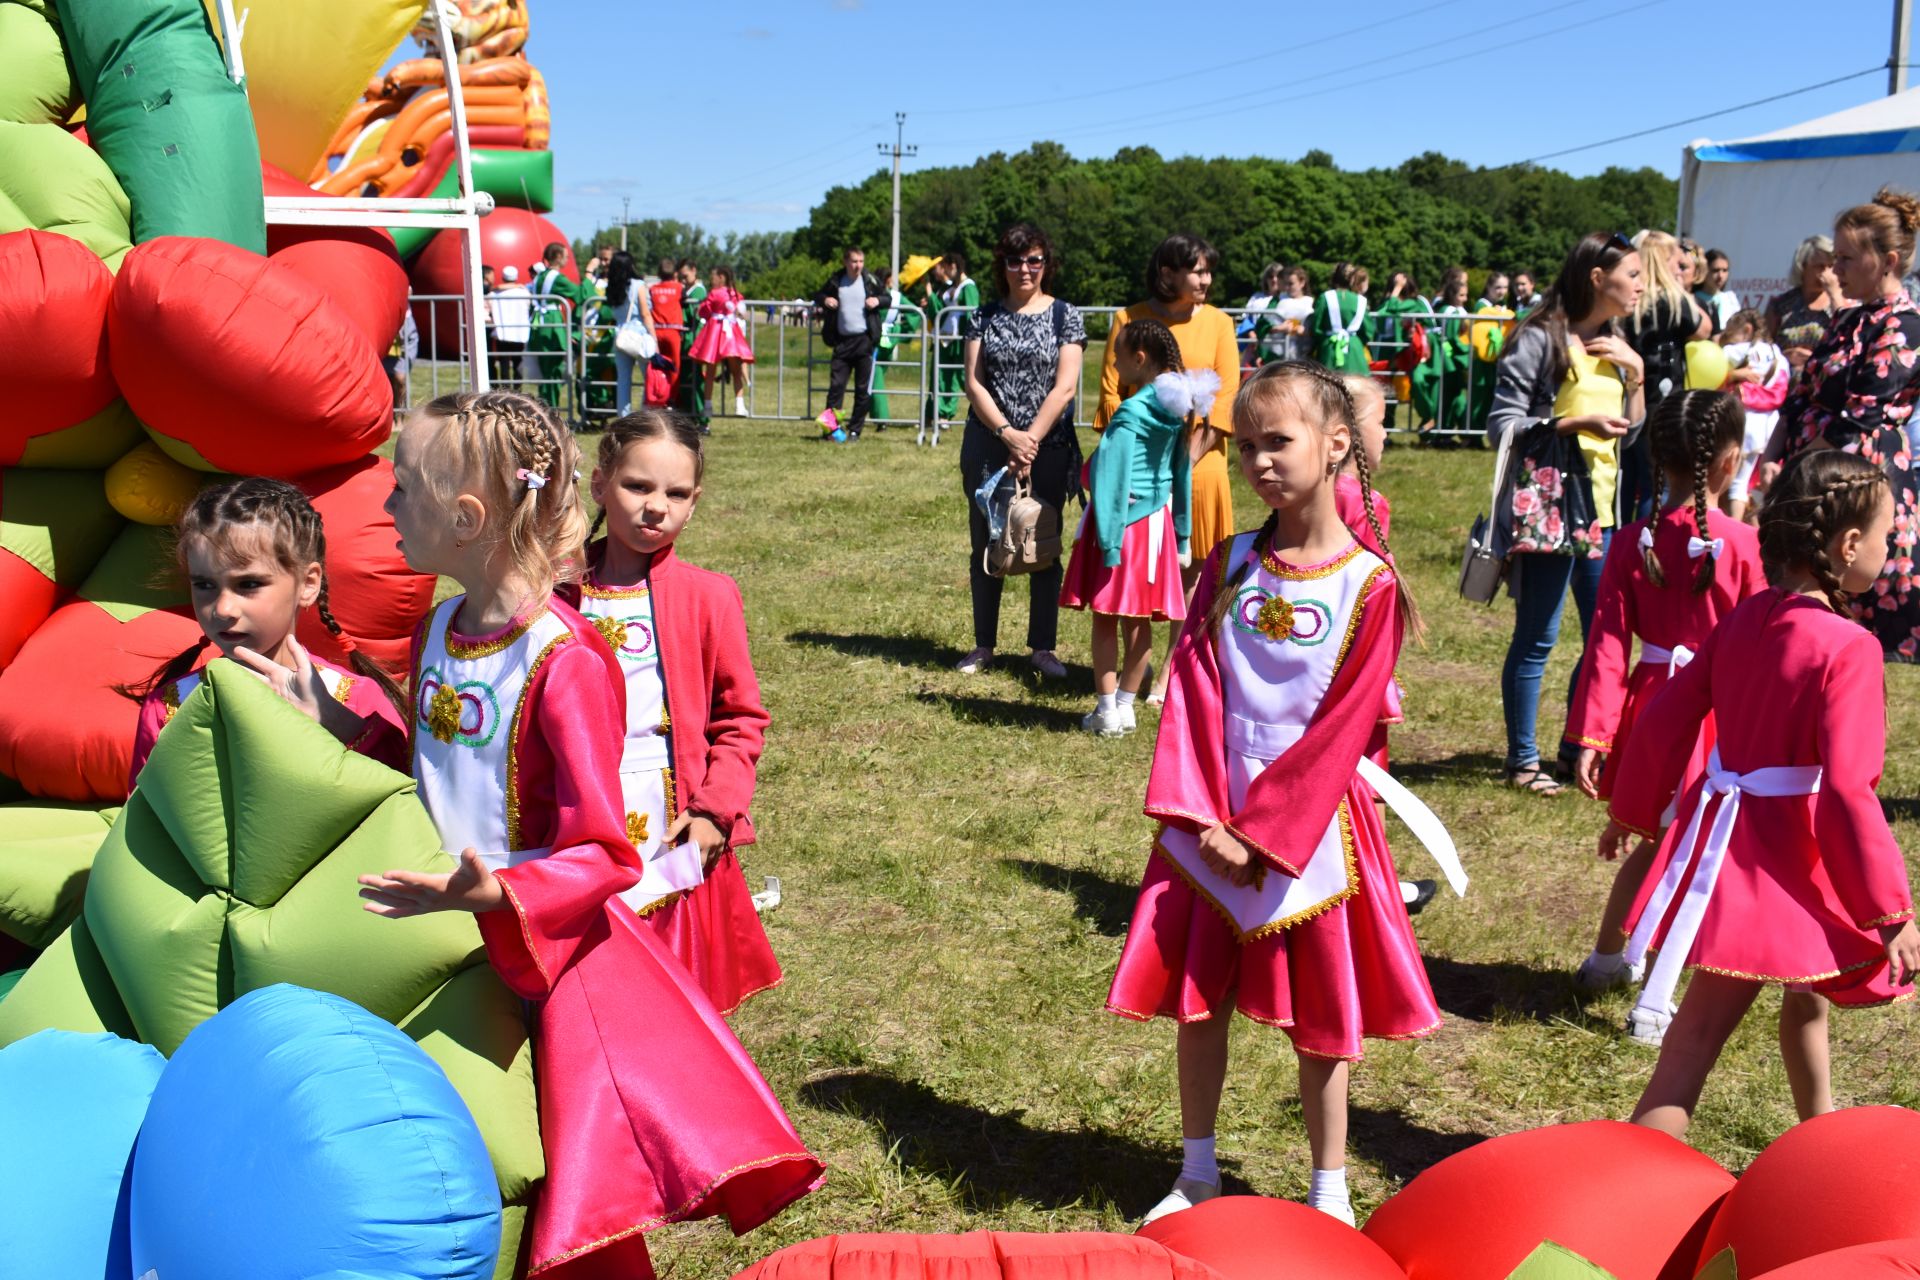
[396,291,575,424]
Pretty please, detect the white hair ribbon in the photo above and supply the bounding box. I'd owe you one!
[515,468,548,490]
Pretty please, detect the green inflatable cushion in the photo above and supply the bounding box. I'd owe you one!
[0,0,78,127]
[0,121,132,270]
[0,803,116,947]
[0,661,541,1277]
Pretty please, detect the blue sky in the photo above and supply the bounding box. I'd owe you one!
[492,0,1908,240]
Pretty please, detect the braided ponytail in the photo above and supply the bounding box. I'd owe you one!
[1644,390,1747,594]
[1759,449,1889,615]
[1119,317,1193,439]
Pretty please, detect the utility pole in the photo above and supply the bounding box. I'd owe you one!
[877,113,916,275]
[1896,0,1912,94]
[620,196,630,251]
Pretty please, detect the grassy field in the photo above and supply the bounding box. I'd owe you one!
[615,414,1920,1275]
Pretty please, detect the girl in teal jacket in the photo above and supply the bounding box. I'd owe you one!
[1060,318,1210,736]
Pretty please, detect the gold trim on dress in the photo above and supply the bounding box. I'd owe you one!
[446,606,549,660]
[1331,565,1390,675]
[331,674,355,705]
[1571,733,1611,751]
[580,576,651,601]
[505,633,571,851]
[1154,800,1360,944]
[626,810,648,847]
[1859,909,1915,929]
[591,614,629,653]
[1609,813,1660,842]
[1261,539,1363,581]
[1682,953,1883,985]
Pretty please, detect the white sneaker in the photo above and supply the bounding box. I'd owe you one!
[955,647,993,675]
[1029,650,1067,679]
[1082,705,1131,737]
[751,875,782,914]
[1576,953,1645,993]
[734,394,748,417]
[1626,1004,1673,1047]
[1118,702,1138,734]
[1141,1176,1219,1226]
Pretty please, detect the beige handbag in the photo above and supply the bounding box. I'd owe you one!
[985,475,1062,577]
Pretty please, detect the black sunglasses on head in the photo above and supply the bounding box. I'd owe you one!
[1607,232,1635,253]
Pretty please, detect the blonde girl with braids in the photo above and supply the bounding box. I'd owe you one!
[347,390,821,1277]
[1564,391,1764,996]
[1112,361,1455,1228]
[1604,449,1919,1136]
[124,477,409,783]
[1060,317,1202,736]
[569,409,782,1015]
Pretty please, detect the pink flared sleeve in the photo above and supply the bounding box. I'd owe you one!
[1222,570,1402,876]
[1608,624,1721,840]
[1816,630,1915,930]
[338,671,410,774]
[692,578,769,845]
[477,636,642,999]
[1143,548,1235,836]
[126,691,172,790]
[1565,529,1640,752]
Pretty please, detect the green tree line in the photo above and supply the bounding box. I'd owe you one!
[580,144,1678,306]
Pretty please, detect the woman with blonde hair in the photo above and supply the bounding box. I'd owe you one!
[1621,230,1711,518]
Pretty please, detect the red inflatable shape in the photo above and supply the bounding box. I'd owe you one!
[409,207,579,358]
[107,237,393,477]
[1759,1238,1920,1278]
[267,229,409,359]
[1362,1121,1731,1280]
[0,230,118,462]
[0,549,59,671]
[1694,1107,1920,1277]
[732,1232,1228,1280]
[295,455,434,679]
[0,597,200,802]
[1139,1195,1405,1279]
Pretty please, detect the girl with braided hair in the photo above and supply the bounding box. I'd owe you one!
[124,477,408,783]
[1060,317,1201,736]
[1603,448,1919,1135]
[1112,361,1454,1228]
[1563,391,1764,994]
[341,390,821,1278]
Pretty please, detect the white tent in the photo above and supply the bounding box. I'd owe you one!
[1678,87,1920,305]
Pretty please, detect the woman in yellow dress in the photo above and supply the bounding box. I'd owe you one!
[1095,233,1241,701]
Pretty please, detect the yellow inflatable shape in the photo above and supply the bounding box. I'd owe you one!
[105,439,205,526]
[1470,308,1515,363]
[199,0,426,180]
[1685,339,1730,391]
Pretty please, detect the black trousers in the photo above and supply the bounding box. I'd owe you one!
[960,421,1072,652]
[490,338,525,389]
[826,332,875,430]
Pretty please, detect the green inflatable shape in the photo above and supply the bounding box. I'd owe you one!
[0,121,132,270]
[389,147,556,258]
[74,521,184,623]
[0,968,23,1002]
[0,0,78,126]
[15,400,142,468]
[0,467,122,588]
[0,662,541,1276]
[1503,1242,1622,1280]
[0,803,116,947]
[51,0,264,253]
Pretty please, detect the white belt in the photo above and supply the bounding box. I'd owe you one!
[1146,499,1168,586]
[620,735,671,775]
[1626,747,1821,1016]
[1223,717,1468,898]
[1636,642,1696,676]
[475,845,553,872]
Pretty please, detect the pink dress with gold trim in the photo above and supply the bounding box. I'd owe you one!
[1107,537,1440,1059]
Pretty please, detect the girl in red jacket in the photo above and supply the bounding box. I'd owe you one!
[579,408,782,1014]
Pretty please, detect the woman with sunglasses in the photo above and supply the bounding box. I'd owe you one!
[1487,232,1647,795]
[956,222,1088,677]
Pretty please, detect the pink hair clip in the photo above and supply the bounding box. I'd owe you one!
[516,468,548,490]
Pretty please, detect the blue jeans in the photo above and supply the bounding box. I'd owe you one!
[1501,532,1611,771]
[614,350,638,416]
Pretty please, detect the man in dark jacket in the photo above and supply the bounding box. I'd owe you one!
[815,246,885,441]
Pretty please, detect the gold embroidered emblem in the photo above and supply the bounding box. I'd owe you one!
[592,614,628,652]
[1255,595,1295,642]
[426,683,462,744]
[626,810,648,846]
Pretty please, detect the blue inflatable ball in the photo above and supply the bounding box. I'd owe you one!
[128,984,501,1280]
[0,1029,164,1278]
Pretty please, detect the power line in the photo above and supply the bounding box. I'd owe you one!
[912,0,1473,119]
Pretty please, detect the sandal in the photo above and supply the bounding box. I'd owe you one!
[1506,764,1564,797]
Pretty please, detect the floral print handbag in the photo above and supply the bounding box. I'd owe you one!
[1499,423,1604,558]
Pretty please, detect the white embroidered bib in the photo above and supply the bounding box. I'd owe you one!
[412,598,572,871]
[1160,536,1387,938]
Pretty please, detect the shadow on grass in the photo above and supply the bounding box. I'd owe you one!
[914,690,1084,733]
[1422,954,1578,1027]
[801,1069,1256,1214]
[1348,1104,1488,1185]
[1001,858,1137,935]
[1882,796,1920,824]
[1388,751,1509,786]
[788,630,967,672]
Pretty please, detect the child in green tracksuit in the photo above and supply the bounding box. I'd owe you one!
[1311,263,1372,374]
[529,245,586,412]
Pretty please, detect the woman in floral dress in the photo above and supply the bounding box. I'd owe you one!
[1769,189,1920,660]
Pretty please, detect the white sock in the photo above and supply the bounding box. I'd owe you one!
[1585,948,1627,974]
[1116,689,1137,708]
[1179,1136,1218,1186]
[1307,1166,1349,1210]
[1096,692,1117,714]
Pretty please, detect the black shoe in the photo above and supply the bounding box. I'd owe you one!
[1403,879,1439,916]
[873,421,887,432]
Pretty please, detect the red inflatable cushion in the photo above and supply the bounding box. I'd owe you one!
[295,455,434,680]
[1139,1195,1405,1279]
[1757,1238,1920,1278]
[1363,1121,1731,1280]
[0,230,118,462]
[0,549,59,672]
[1694,1107,1920,1277]
[107,237,391,477]
[409,206,578,359]
[733,1232,1229,1280]
[266,228,408,359]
